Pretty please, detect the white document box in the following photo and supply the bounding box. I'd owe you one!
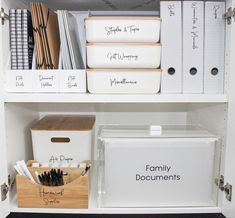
[86,43,161,69]
[160,1,182,93]
[85,16,161,43]
[183,1,204,93]
[31,115,95,164]
[87,69,161,94]
[98,125,220,208]
[204,2,225,94]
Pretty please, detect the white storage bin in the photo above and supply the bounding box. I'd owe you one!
[85,16,161,43]
[31,115,95,164]
[87,69,161,94]
[86,43,161,69]
[98,125,220,208]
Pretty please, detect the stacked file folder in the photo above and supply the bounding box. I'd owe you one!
[30,3,60,69]
[160,1,225,94]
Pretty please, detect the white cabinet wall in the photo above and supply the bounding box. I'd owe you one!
[0,0,235,217]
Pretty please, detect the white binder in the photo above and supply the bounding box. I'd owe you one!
[160,1,182,93]
[204,1,225,94]
[183,1,204,93]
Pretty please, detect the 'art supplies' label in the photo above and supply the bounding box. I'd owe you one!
[49,155,73,163]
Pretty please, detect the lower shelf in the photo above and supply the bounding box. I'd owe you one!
[10,196,222,214]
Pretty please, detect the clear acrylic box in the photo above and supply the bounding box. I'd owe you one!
[97,125,221,208]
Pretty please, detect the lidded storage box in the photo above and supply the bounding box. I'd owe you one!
[98,125,221,208]
[31,115,95,164]
[86,43,161,69]
[85,16,161,43]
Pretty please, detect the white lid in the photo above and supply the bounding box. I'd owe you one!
[98,125,217,139]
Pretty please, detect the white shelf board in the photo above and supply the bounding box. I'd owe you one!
[4,93,228,103]
[10,196,221,214]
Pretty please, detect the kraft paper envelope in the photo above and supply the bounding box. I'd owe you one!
[31,3,46,69]
[40,3,60,69]
[36,2,52,69]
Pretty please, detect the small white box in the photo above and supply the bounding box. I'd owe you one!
[59,69,87,93]
[87,69,161,94]
[85,16,161,43]
[31,115,95,164]
[6,70,33,92]
[32,70,60,93]
[86,43,161,69]
[98,125,220,207]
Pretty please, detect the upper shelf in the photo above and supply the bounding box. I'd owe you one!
[3,93,228,103]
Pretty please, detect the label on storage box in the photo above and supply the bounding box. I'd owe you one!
[135,164,181,182]
[104,25,140,36]
[59,70,86,93]
[109,78,138,87]
[85,19,160,42]
[39,187,64,206]
[33,71,59,92]
[6,70,33,92]
[107,52,138,62]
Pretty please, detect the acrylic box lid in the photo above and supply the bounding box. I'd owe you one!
[98,125,217,139]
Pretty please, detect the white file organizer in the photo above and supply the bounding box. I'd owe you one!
[160,1,182,93]
[6,69,86,93]
[204,1,225,94]
[6,48,86,93]
[183,1,204,93]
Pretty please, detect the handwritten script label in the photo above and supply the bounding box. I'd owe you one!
[104,25,140,35]
[49,155,73,163]
[110,78,137,87]
[39,188,64,206]
[15,75,25,87]
[66,75,78,89]
[168,4,175,16]
[191,2,199,50]
[107,52,138,62]
[38,75,54,88]
[213,5,220,19]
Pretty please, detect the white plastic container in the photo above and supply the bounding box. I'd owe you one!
[98,125,220,208]
[85,16,161,42]
[87,69,161,94]
[31,115,95,164]
[86,43,161,69]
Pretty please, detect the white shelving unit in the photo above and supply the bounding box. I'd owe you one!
[0,0,235,217]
